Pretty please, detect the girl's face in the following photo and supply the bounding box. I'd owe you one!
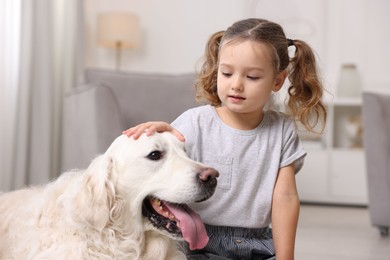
[217,40,286,116]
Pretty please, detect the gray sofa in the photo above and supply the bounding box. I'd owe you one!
[61,68,199,171]
[362,90,390,237]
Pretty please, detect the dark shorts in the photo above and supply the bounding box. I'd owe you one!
[182,224,275,260]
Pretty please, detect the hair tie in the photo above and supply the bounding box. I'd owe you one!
[287,38,294,47]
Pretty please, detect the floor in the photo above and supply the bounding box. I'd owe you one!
[296,205,390,260]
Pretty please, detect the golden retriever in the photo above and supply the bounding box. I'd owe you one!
[0,133,218,259]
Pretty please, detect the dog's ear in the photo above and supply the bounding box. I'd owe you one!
[78,154,117,230]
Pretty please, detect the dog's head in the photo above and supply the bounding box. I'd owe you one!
[86,132,218,250]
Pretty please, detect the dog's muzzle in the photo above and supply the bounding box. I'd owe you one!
[142,167,219,250]
[195,167,219,202]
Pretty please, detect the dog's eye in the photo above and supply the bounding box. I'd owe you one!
[146,150,163,161]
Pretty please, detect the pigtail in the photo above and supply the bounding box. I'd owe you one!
[195,31,224,106]
[287,39,327,133]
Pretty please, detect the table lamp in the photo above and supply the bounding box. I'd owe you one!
[97,12,140,70]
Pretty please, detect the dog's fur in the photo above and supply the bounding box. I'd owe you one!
[0,133,218,259]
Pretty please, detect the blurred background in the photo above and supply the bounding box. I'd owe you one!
[1,1,390,259]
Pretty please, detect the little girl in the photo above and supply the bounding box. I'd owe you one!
[124,18,326,260]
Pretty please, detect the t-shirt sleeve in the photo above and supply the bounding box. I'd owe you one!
[170,109,199,154]
[171,109,193,138]
[280,119,307,174]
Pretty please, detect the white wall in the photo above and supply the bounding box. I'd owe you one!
[85,0,390,92]
[85,0,247,73]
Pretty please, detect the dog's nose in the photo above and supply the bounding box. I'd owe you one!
[198,168,219,187]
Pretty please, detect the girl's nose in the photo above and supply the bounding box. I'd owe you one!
[231,75,244,92]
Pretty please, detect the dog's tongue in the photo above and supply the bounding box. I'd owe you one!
[164,202,209,250]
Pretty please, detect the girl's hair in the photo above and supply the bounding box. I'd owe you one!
[195,18,327,133]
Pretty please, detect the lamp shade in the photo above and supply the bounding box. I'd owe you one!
[97,12,140,49]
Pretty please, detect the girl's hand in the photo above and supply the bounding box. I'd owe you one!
[122,121,185,142]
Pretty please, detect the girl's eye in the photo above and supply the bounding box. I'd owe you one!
[221,72,232,77]
[146,150,164,161]
[247,76,260,80]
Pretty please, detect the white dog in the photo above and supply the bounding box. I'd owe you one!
[0,133,218,259]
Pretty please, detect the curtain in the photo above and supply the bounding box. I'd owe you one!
[0,0,84,191]
[0,0,21,191]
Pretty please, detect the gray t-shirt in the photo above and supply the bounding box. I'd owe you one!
[171,105,306,228]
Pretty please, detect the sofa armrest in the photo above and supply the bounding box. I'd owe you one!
[61,83,124,171]
[362,91,390,227]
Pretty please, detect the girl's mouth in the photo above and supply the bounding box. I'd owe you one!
[228,95,246,102]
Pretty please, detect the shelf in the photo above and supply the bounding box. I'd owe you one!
[302,140,326,150]
[296,92,367,205]
[332,147,364,152]
[332,97,362,106]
